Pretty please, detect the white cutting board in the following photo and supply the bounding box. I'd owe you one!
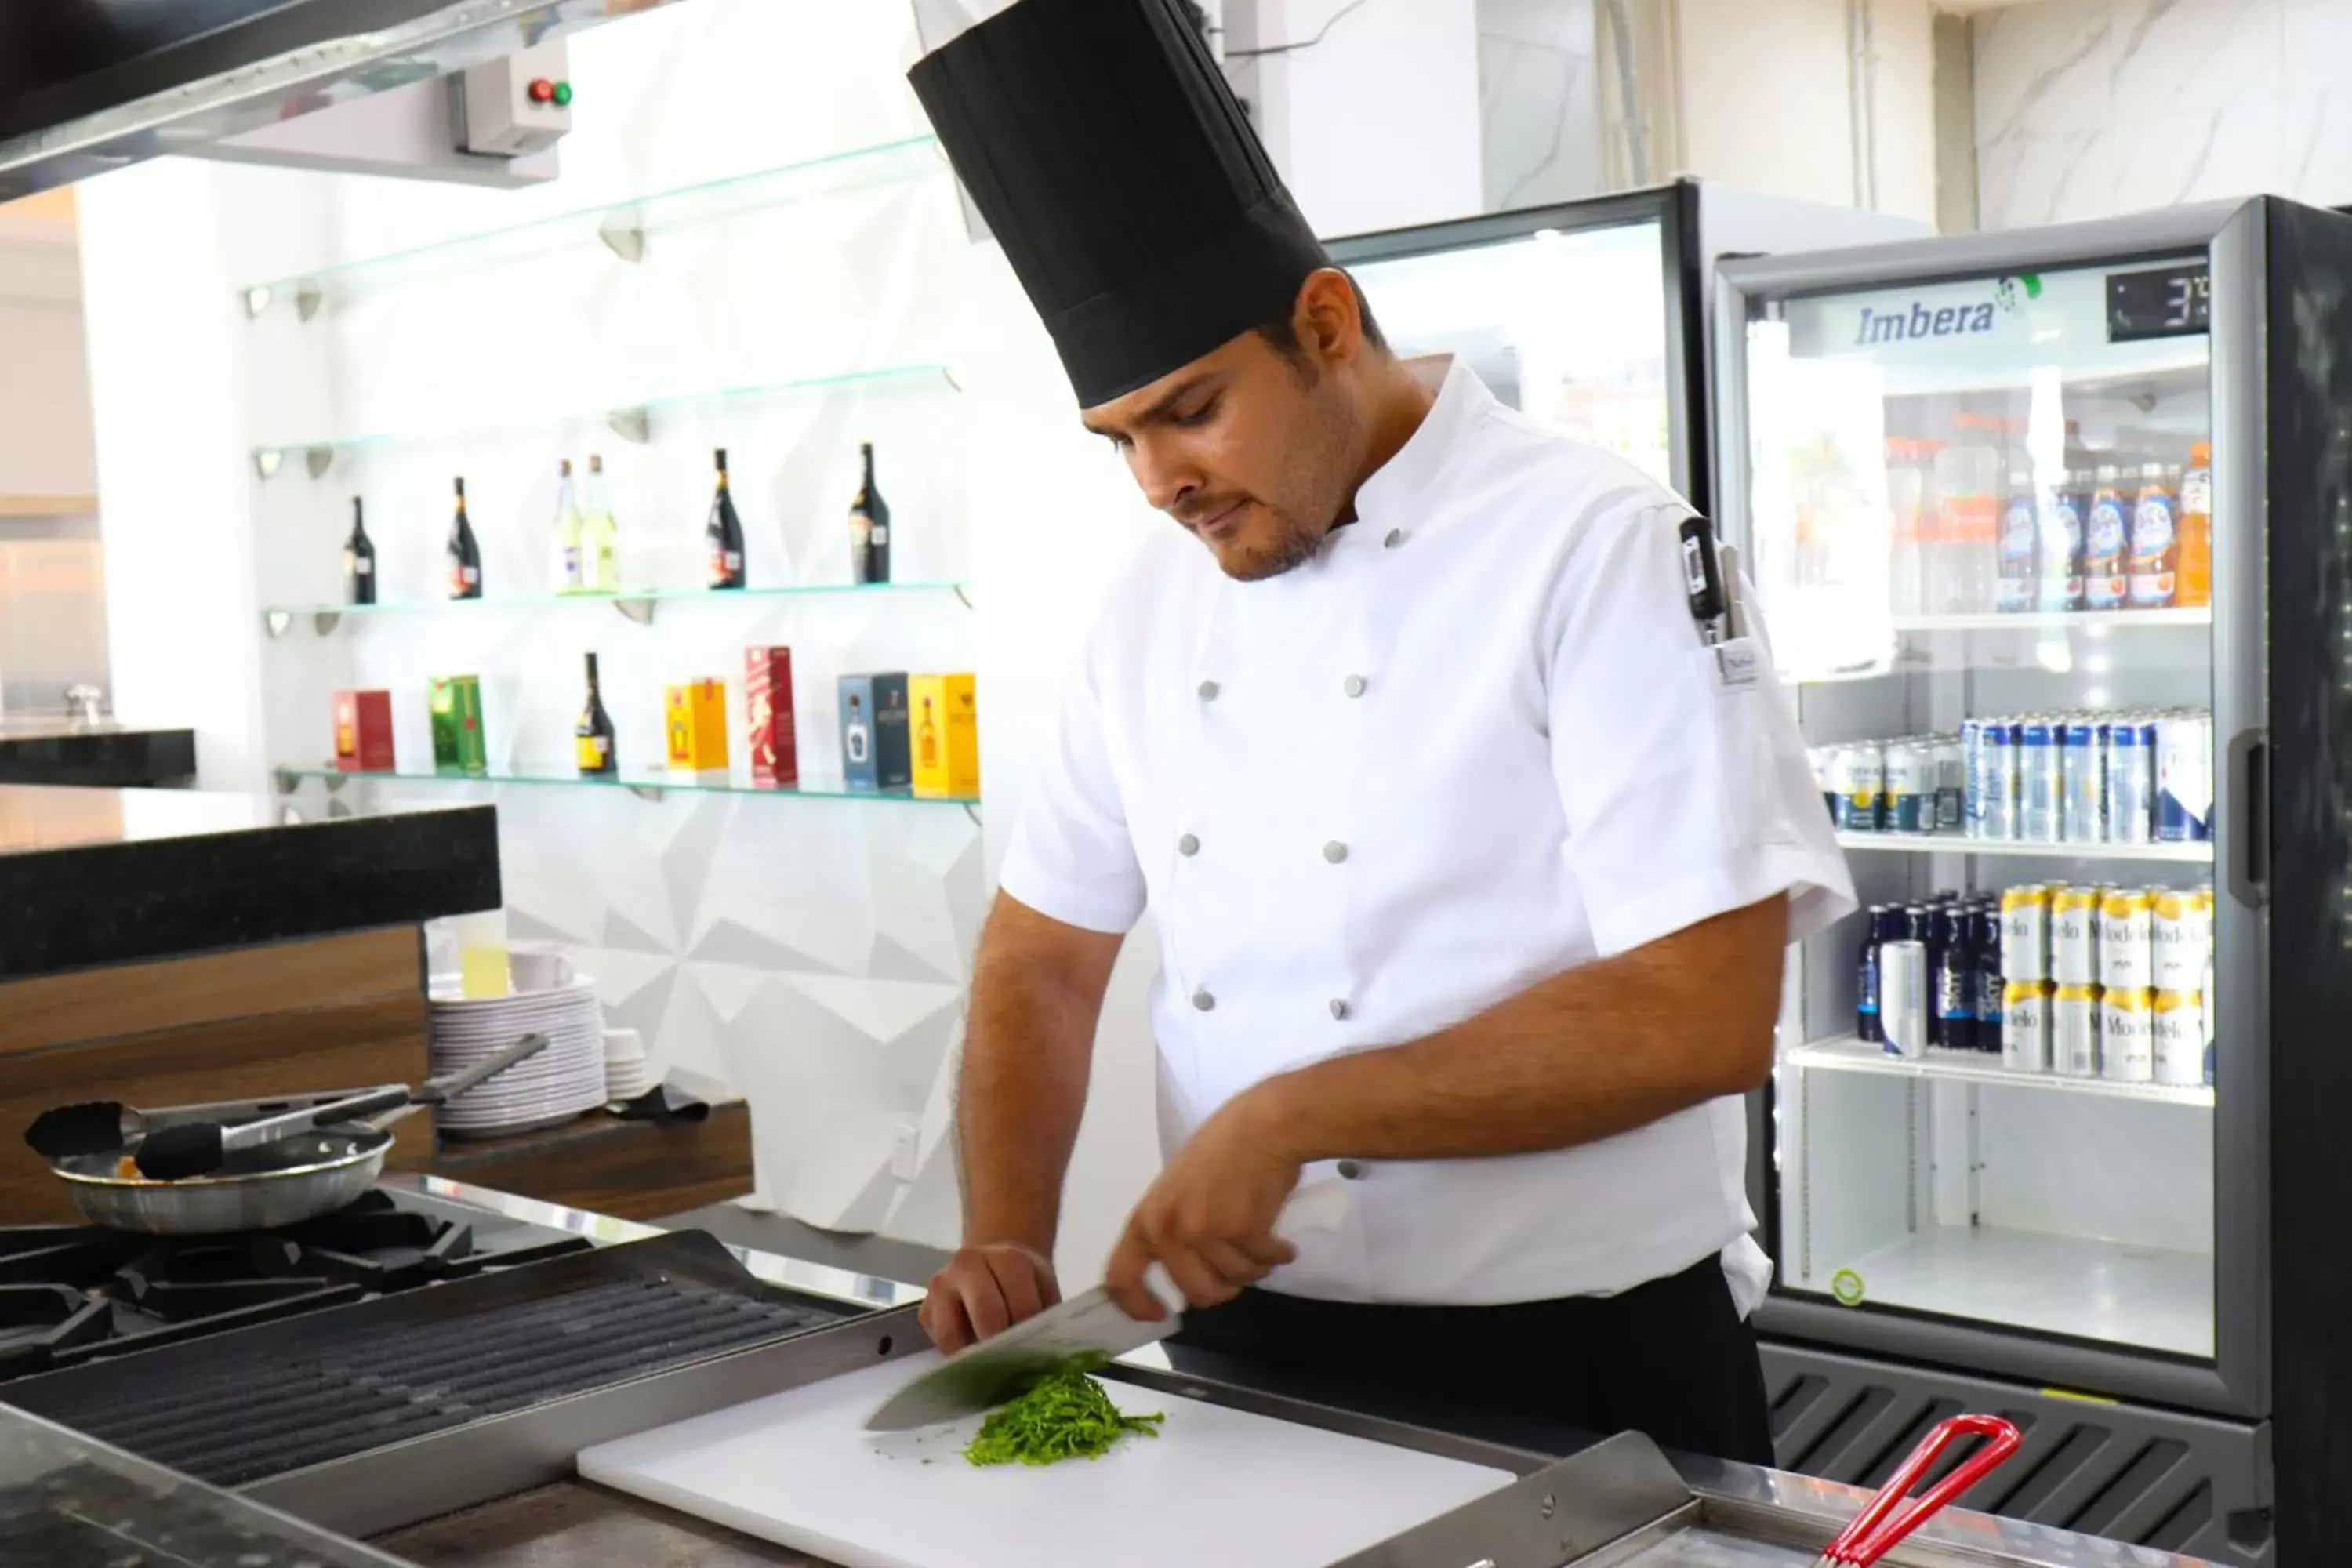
[577,1353,1515,1568]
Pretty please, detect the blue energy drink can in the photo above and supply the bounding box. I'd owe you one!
[1980,719,2020,840]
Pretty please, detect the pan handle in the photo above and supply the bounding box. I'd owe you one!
[420,1030,553,1105]
[1819,1414,2021,1567]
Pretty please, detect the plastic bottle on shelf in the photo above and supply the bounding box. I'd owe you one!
[1997,468,2039,613]
[1934,416,2001,614]
[1886,437,1927,617]
[2039,470,2088,613]
[2129,460,2181,608]
[2083,463,2130,610]
[2176,440,2212,608]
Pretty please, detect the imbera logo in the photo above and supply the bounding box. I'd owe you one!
[1854,299,1998,347]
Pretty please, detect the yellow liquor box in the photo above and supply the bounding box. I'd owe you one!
[664,679,729,771]
[909,673,978,798]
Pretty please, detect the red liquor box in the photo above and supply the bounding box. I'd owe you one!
[333,690,395,772]
[746,646,798,787]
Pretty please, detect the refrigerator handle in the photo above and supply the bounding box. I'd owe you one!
[2226,726,2270,909]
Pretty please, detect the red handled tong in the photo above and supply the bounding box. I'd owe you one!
[1813,1414,2023,1566]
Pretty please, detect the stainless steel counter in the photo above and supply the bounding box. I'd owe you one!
[376,1176,2216,1568]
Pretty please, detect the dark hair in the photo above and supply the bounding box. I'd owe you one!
[1257,271,1387,371]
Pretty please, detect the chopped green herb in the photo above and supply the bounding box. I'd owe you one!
[963,1367,1165,1467]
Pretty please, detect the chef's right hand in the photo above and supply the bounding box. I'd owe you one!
[920,1241,1061,1353]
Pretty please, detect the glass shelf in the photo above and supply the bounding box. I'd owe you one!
[274,764,978,807]
[1784,1036,2214,1108]
[263,580,970,634]
[1889,608,2212,633]
[238,135,947,318]
[1835,830,2212,864]
[251,362,954,476]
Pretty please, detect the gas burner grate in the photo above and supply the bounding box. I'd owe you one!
[3,1233,850,1487]
[0,1190,597,1378]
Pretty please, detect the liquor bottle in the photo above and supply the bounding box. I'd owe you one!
[575,652,617,777]
[447,477,482,601]
[344,496,376,606]
[850,441,891,585]
[916,693,938,771]
[706,448,746,590]
[579,452,619,593]
[846,693,870,765]
[553,459,583,593]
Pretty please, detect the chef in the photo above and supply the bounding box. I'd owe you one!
[907,0,1853,1462]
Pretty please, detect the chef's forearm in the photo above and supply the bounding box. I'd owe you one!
[1247,895,1788,1165]
[955,893,1124,1254]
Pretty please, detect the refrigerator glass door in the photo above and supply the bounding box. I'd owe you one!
[1746,255,2219,1362]
[1348,220,1672,485]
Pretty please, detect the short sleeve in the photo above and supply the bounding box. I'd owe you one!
[1545,498,1854,958]
[998,638,1149,935]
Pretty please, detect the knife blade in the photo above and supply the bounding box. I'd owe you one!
[862,1180,1352,1432]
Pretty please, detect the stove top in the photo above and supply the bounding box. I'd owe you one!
[0,1186,593,1380]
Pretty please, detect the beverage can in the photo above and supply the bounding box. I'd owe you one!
[2151,887,2208,992]
[2085,464,2129,609]
[1810,746,1839,825]
[2152,989,2204,1086]
[2100,987,2154,1083]
[2002,979,2053,1073]
[1885,740,1933,833]
[1934,737,1966,833]
[1880,940,1929,1058]
[2104,718,2157,844]
[2157,714,2214,843]
[2000,884,2050,982]
[1961,719,1984,837]
[2053,984,2101,1077]
[2020,720,2063,843]
[2051,885,2101,985]
[2039,474,2089,612]
[1982,720,2020,840]
[1998,472,2039,613]
[2098,887,2154,991]
[1833,742,1886,833]
[2061,720,2107,842]
[2129,461,2180,608]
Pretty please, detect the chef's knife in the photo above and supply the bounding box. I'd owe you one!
[862,1181,1352,1433]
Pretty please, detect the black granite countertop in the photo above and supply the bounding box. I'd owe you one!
[0,786,499,978]
[0,724,196,789]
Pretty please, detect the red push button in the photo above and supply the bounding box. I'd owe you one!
[527,78,555,104]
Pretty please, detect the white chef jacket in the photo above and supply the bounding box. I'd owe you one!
[1001,355,1854,1309]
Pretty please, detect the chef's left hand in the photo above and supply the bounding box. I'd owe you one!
[1105,1084,1302,1322]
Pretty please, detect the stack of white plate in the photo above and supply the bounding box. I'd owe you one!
[428,973,608,1139]
[603,1027,653,1103]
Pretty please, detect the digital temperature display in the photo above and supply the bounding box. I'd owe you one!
[2107,263,2211,342]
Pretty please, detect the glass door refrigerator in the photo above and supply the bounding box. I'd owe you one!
[1715,197,2352,1568]
[1327,180,1922,515]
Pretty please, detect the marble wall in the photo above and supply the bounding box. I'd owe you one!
[1975,0,2352,228]
[1478,0,1602,211]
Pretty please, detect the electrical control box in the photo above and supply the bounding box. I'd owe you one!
[454,41,574,158]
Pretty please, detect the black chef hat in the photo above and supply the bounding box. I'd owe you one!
[909,0,1330,408]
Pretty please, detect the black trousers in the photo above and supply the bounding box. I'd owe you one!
[1167,1254,1774,1465]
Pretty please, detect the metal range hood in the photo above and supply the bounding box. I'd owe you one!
[0,0,693,201]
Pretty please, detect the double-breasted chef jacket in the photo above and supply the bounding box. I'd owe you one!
[1002,354,1857,1311]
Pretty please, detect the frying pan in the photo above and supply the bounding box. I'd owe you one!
[45,1030,552,1234]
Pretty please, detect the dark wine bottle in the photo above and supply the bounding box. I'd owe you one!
[575,652,617,777]
[446,477,482,601]
[706,448,746,590]
[344,496,376,606]
[850,441,891,585]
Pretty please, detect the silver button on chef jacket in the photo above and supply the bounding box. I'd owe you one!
[1001,356,1855,1311]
